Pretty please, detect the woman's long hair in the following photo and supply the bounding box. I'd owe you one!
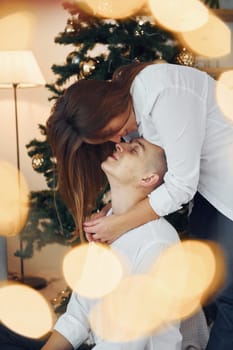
[47,61,153,239]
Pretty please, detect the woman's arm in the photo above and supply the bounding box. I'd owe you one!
[41,330,73,350]
[148,87,205,216]
[84,197,159,243]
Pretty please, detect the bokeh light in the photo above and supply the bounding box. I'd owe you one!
[151,240,215,299]
[0,11,36,50]
[75,0,146,19]
[179,12,231,57]
[90,240,225,342]
[0,283,53,338]
[150,240,225,319]
[0,161,29,237]
[63,242,124,298]
[148,0,208,32]
[216,70,233,121]
[89,274,169,342]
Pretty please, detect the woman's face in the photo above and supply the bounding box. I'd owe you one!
[84,103,137,145]
[103,104,137,143]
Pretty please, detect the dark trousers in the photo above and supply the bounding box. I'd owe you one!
[0,323,94,350]
[189,192,233,350]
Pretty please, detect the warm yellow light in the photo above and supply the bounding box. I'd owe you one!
[150,240,224,320]
[63,242,124,298]
[89,240,224,342]
[0,283,53,338]
[179,12,231,57]
[0,11,36,50]
[148,0,208,32]
[75,0,146,19]
[216,70,233,121]
[151,240,215,300]
[89,274,168,342]
[0,161,29,237]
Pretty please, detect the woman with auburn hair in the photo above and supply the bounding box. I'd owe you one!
[47,61,233,350]
[46,62,149,239]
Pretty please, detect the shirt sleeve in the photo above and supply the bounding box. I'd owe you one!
[54,292,90,348]
[148,87,206,216]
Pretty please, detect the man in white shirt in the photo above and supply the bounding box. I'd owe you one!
[42,138,182,350]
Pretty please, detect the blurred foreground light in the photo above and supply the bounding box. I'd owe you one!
[63,242,124,298]
[216,70,233,121]
[90,240,225,342]
[179,12,231,57]
[150,240,226,319]
[0,283,53,338]
[148,0,208,32]
[89,274,170,342]
[75,0,146,19]
[0,161,29,237]
[0,11,36,50]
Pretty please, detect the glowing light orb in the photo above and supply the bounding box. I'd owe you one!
[0,162,29,237]
[179,12,231,57]
[89,274,168,342]
[0,283,53,338]
[148,0,208,32]
[216,70,233,121]
[75,0,146,19]
[63,242,124,298]
[0,11,36,49]
[150,240,222,320]
[90,240,225,342]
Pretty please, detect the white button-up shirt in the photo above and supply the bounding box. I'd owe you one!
[130,64,233,220]
[54,217,181,349]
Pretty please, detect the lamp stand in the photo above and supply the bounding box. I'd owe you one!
[13,84,47,290]
[0,237,8,280]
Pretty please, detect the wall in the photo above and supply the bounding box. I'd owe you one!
[0,0,72,280]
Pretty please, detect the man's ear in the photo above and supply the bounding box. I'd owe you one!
[139,173,160,188]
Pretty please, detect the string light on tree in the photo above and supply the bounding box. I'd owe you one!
[154,52,167,64]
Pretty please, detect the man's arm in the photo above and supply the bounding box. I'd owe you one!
[42,292,91,350]
[41,330,73,350]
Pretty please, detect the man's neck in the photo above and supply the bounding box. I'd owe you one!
[110,185,144,215]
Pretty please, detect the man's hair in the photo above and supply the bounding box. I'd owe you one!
[148,144,167,188]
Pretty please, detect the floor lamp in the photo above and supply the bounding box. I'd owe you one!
[0,50,47,289]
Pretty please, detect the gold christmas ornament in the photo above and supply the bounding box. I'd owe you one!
[79,59,97,77]
[174,48,195,67]
[65,18,75,33]
[32,153,44,170]
[66,51,80,65]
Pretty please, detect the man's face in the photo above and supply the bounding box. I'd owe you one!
[101,138,156,185]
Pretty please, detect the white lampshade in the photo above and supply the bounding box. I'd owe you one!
[0,50,45,88]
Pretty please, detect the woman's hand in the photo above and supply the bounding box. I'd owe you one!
[84,198,159,244]
[84,202,112,242]
[84,213,123,244]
